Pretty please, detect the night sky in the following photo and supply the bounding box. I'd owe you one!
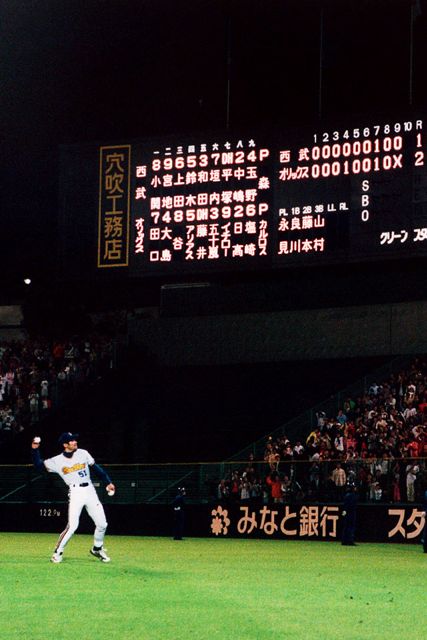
[1,0,426,292]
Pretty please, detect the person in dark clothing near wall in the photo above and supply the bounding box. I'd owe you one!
[341,483,358,546]
[173,487,186,540]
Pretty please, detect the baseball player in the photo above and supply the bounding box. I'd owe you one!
[31,432,115,563]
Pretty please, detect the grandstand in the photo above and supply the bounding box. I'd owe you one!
[0,342,425,517]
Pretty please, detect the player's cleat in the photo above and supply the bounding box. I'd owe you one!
[51,551,63,563]
[90,547,111,562]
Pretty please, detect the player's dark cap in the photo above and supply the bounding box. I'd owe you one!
[58,432,79,445]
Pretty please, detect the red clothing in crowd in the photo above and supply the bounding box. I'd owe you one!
[266,475,282,500]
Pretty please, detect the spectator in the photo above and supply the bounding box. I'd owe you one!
[336,409,347,426]
[391,462,401,502]
[331,462,347,500]
[406,462,419,502]
[230,471,240,502]
[316,411,326,428]
[333,427,345,455]
[28,389,39,424]
[239,475,251,504]
[264,439,280,472]
[369,381,379,395]
[308,461,321,497]
[266,472,283,504]
[250,478,262,506]
[244,452,257,483]
[281,475,292,501]
[217,479,229,501]
[373,482,383,502]
[293,441,305,460]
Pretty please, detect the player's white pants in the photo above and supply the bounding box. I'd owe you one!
[55,485,108,553]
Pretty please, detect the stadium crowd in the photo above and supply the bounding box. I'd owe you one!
[217,358,427,504]
[0,335,114,442]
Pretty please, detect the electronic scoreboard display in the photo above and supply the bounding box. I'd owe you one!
[61,115,427,278]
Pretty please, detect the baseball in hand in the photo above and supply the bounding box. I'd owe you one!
[33,437,41,444]
[107,488,115,496]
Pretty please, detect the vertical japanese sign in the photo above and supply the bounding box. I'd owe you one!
[98,145,131,268]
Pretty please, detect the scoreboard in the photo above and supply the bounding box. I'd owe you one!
[62,115,427,278]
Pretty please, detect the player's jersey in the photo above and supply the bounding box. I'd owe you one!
[44,448,95,486]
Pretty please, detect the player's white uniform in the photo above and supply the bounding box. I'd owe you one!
[44,448,108,554]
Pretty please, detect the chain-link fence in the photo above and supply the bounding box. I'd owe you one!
[0,457,425,506]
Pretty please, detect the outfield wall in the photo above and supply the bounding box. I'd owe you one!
[0,502,424,544]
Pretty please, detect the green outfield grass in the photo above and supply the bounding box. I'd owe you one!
[0,533,424,640]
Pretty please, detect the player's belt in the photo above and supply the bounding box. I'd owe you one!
[70,482,89,487]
